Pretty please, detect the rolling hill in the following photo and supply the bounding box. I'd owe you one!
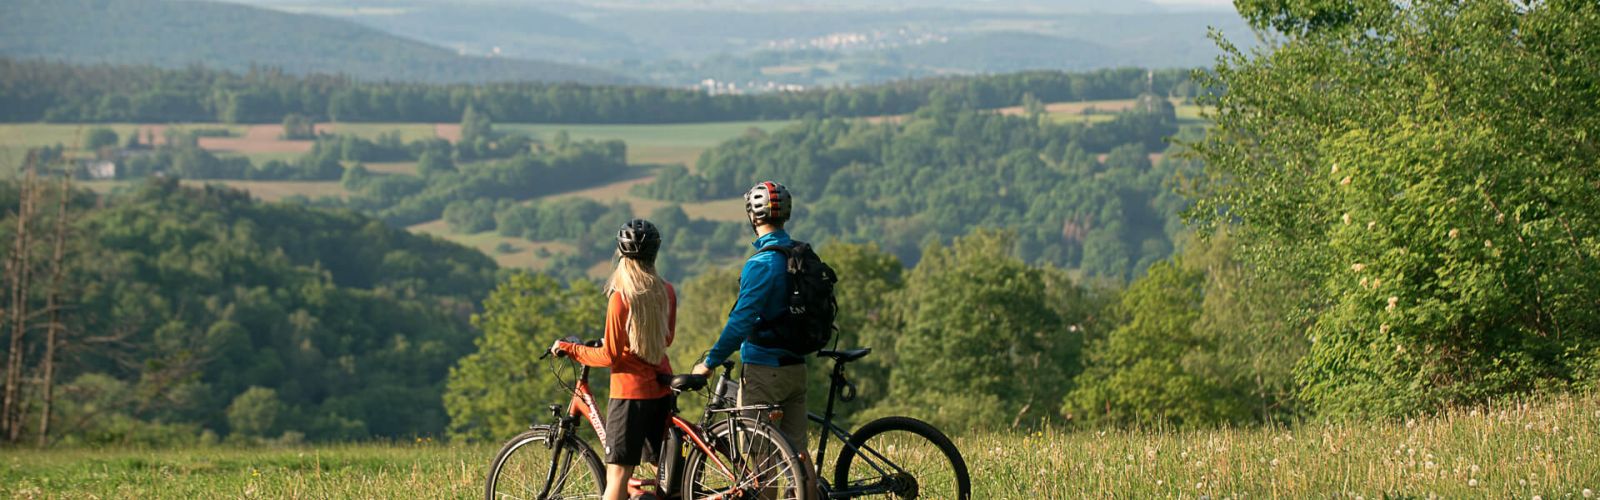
[0,0,628,84]
[886,32,1126,72]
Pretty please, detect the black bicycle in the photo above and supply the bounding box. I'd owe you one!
[806,348,971,499]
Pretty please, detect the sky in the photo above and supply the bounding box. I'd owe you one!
[1148,0,1235,7]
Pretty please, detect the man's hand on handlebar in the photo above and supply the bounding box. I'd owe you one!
[548,338,567,358]
[690,363,713,377]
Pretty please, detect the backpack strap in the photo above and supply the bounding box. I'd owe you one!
[752,243,798,331]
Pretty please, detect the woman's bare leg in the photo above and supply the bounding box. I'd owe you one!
[603,464,635,500]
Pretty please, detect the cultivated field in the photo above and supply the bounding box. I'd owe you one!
[3,393,1596,498]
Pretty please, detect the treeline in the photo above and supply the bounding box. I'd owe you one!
[333,135,629,227]
[636,96,1190,280]
[0,178,499,445]
[0,58,1199,124]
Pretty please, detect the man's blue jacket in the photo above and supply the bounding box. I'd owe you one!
[704,229,803,367]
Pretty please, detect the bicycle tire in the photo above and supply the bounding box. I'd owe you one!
[833,416,970,499]
[680,416,813,500]
[485,426,606,500]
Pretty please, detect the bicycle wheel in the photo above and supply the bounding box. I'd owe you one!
[680,416,811,500]
[485,426,606,500]
[833,416,970,499]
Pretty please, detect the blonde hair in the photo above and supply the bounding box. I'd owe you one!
[607,256,670,364]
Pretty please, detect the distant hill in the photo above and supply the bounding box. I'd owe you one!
[886,32,1126,73]
[0,0,628,84]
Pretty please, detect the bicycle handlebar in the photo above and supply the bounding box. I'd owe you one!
[539,336,600,360]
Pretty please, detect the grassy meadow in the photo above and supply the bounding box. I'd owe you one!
[4,393,1596,498]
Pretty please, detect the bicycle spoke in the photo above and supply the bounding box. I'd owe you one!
[845,431,961,498]
[488,432,604,500]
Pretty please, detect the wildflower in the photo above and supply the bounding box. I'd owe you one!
[1581,488,1592,498]
[1381,324,1391,334]
[1533,496,1542,500]
[1525,423,1534,431]
[1372,278,1383,288]
[1367,221,1376,230]
[1470,464,1480,474]
[1352,263,1367,272]
[1448,228,1459,239]
[1496,213,1505,224]
[1331,163,1339,174]
[1468,478,1478,487]
[1196,481,1205,490]
[1360,277,1370,288]
[1270,458,1279,467]
[1386,296,1399,312]
[1343,213,1352,225]
[1341,176,1352,186]
[1485,239,1493,248]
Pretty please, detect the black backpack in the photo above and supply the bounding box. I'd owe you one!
[749,241,838,355]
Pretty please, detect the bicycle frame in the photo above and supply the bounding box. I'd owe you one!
[807,357,912,498]
[536,357,776,499]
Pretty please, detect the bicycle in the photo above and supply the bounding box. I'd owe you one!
[805,348,971,499]
[484,338,813,500]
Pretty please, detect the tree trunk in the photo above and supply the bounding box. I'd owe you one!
[37,174,70,447]
[2,170,36,442]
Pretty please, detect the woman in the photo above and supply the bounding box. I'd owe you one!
[551,219,677,500]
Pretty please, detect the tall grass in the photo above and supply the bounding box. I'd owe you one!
[4,394,1596,498]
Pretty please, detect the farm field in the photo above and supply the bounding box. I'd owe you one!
[3,393,1596,498]
[408,219,575,270]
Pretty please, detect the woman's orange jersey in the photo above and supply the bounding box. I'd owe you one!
[558,284,677,399]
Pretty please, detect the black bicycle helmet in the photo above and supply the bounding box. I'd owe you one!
[616,219,661,260]
[744,181,791,226]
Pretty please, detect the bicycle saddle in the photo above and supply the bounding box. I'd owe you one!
[669,374,708,392]
[817,348,871,363]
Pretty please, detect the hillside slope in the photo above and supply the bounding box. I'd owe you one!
[0,0,627,84]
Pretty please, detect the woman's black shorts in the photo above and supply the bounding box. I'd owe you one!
[604,396,673,466]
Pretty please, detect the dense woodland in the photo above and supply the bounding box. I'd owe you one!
[0,58,1196,124]
[2,0,1598,446]
[0,178,496,445]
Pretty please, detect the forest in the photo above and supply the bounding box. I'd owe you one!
[0,178,497,444]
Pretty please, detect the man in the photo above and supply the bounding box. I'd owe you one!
[691,181,810,457]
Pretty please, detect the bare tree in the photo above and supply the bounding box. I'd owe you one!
[2,169,37,442]
[37,174,71,446]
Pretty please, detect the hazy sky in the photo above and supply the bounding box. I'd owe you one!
[1148,0,1235,7]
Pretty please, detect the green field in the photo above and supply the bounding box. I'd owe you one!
[3,393,1596,497]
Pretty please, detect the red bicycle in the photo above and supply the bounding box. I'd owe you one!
[484,338,812,500]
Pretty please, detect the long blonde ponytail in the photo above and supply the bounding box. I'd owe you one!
[607,256,669,364]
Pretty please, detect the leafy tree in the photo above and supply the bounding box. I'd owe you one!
[443,273,606,441]
[281,113,316,140]
[1192,0,1600,416]
[869,231,1078,431]
[82,127,118,151]
[226,386,283,438]
[416,150,456,178]
[1065,257,1248,428]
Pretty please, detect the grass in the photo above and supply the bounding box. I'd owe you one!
[407,219,573,270]
[4,394,1596,497]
